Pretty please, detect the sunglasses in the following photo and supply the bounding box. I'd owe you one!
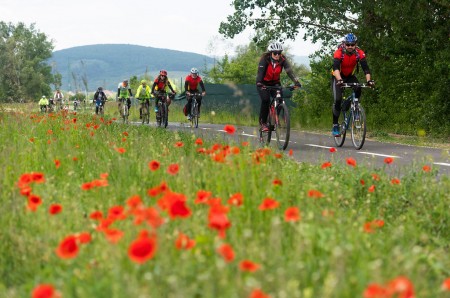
[272,51,282,55]
[345,43,356,47]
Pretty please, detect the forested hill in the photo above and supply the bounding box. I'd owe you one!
[50,44,215,91]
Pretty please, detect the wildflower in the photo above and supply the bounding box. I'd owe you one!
[103,228,124,244]
[208,204,231,238]
[128,233,157,264]
[115,147,126,154]
[217,243,235,262]
[32,284,59,298]
[29,137,35,143]
[346,157,357,167]
[224,124,236,134]
[27,194,43,211]
[54,159,61,169]
[307,189,324,198]
[249,289,271,298]
[422,165,431,172]
[77,232,92,244]
[89,211,103,220]
[384,157,394,164]
[272,178,282,186]
[363,219,385,233]
[227,193,243,207]
[55,235,79,259]
[148,160,160,171]
[195,190,212,204]
[258,198,279,210]
[284,207,301,222]
[195,138,203,145]
[329,147,336,153]
[174,141,184,147]
[175,232,196,250]
[360,179,365,185]
[387,276,415,298]
[167,163,179,175]
[126,195,143,209]
[273,153,283,158]
[72,156,78,161]
[108,205,126,220]
[363,284,389,298]
[49,204,62,215]
[321,161,332,169]
[371,173,380,181]
[391,178,401,185]
[368,185,376,192]
[122,131,129,136]
[288,149,293,156]
[442,278,450,291]
[239,260,260,272]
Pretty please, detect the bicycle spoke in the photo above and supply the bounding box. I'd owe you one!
[351,105,366,149]
[275,104,290,150]
[334,110,347,147]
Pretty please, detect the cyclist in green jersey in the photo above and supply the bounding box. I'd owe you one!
[117,79,133,115]
[136,80,152,119]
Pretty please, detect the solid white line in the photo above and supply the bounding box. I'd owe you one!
[433,162,450,167]
[242,133,256,137]
[357,152,400,158]
[305,144,334,149]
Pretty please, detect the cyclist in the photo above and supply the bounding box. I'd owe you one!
[331,33,375,136]
[93,87,107,115]
[256,42,301,132]
[184,67,206,120]
[117,79,133,115]
[53,89,64,110]
[151,70,176,113]
[38,95,49,112]
[136,80,151,119]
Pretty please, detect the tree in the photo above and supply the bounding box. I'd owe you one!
[0,22,55,102]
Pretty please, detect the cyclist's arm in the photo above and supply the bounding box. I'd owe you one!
[359,58,371,83]
[128,88,133,97]
[167,81,175,93]
[283,59,300,83]
[199,80,206,92]
[256,57,268,84]
[332,58,343,81]
[117,88,120,98]
[151,83,157,94]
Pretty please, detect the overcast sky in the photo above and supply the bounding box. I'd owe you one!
[0,0,320,57]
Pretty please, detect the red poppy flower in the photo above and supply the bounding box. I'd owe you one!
[174,141,184,147]
[77,232,92,244]
[442,278,450,291]
[249,289,271,298]
[49,204,62,215]
[175,232,196,250]
[387,276,415,298]
[53,159,61,169]
[272,178,282,186]
[363,284,389,298]
[29,137,35,143]
[307,190,324,198]
[195,138,203,145]
[391,178,401,185]
[321,162,332,169]
[360,179,365,185]
[329,147,336,153]
[127,195,143,209]
[258,198,279,210]
[103,228,124,244]
[108,205,126,220]
[368,185,376,192]
[195,190,212,204]
[346,157,357,167]
[167,163,179,175]
[363,219,385,233]
[208,206,231,238]
[231,146,240,154]
[422,165,431,172]
[20,186,32,197]
[55,235,79,259]
[72,156,78,161]
[115,147,126,154]
[227,193,243,207]
[89,210,103,220]
[217,243,235,262]
[27,194,42,211]
[288,149,293,156]
[224,124,236,134]
[122,131,129,136]
[371,173,380,181]
[81,182,94,191]
[284,207,301,222]
[384,157,394,164]
[32,284,59,298]
[168,197,191,219]
[239,260,260,272]
[273,153,283,158]
[47,129,53,135]
[128,234,157,264]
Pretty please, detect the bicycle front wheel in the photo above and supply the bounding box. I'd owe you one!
[334,110,348,147]
[162,103,168,128]
[191,103,199,128]
[275,104,290,150]
[351,105,366,150]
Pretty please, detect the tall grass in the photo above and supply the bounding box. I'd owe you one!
[0,107,449,298]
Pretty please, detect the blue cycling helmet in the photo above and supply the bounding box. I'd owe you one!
[344,33,357,43]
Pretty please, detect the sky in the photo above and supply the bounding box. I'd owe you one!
[0,0,320,57]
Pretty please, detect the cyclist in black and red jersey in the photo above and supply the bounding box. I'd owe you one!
[332,33,375,136]
[184,67,206,120]
[256,42,301,132]
[151,70,176,113]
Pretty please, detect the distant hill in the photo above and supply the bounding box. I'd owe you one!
[49,44,215,91]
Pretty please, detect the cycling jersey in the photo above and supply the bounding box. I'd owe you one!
[117,83,133,99]
[185,74,205,92]
[333,47,370,77]
[136,85,151,99]
[151,77,175,94]
[256,54,297,86]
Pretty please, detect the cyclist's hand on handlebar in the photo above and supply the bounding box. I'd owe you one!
[256,82,266,90]
[367,80,375,87]
[294,81,302,88]
[336,79,344,87]
[201,91,206,96]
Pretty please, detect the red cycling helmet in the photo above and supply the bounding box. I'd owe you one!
[159,70,167,76]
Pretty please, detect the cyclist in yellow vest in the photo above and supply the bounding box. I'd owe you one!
[38,95,49,112]
[117,79,133,115]
[136,80,152,119]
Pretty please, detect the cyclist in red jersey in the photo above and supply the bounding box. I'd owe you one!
[331,33,375,136]
[256,42,301,132]
[184,67,206,120]
[151,70,176,113]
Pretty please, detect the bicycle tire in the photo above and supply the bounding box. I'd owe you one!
[190,101,198,128]
[142,103,148,125]
[275,103,290,150]
[163,103,168,128]
[334,110,348,147]
[122,104,128,123]
[351,105,366,150]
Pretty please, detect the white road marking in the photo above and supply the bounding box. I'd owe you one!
[357,152,400,158]
[305,144,334,149]
[433,162,450,167]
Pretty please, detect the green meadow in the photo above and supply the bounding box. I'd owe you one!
[0,107,449,298]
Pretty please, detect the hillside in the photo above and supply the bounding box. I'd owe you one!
[50,44,216,91]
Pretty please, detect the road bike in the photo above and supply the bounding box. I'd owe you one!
[141,99,150,125]
[334,83,372,150]
[259,85,298,150]
[188,92,202,128]
[118,98,129,124]
[155,91,172,128]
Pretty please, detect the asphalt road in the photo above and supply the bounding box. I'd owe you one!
[132,120,450,176]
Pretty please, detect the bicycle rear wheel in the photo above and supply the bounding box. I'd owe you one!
[333,110,348,147]
[351,105,366,150]
[275,104,290,150]
[142,104,148,125]
[190,102,199,128]
[161,103,168,128]
[122,104,128,123]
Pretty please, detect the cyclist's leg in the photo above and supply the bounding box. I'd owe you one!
[127,98,131,110]
[197,96,202,116]
[257,88,271,128]
[154,96,159,112]
[186,96,192,118]
[347,75,361,98]
[332,77,343,123]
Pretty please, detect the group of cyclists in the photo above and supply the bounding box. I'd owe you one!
[39,33,373,137]
[38,89,72,112]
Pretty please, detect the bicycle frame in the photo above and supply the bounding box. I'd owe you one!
[188,92,201,128]
[155,92,170,128]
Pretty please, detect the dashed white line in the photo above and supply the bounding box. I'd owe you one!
[357,152,400,158]
[433,162,450,167]
[305,144,334,149]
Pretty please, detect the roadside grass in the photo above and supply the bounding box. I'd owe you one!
[0,107,449,297]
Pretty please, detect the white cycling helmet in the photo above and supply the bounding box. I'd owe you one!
[190,67,199,75]
[267,42,283,52]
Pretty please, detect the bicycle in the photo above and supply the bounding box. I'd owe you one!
[259,85,297,150]
[118,98,129,124]
[95,99,105,115]
[333,83,372,150]
[187,92,202,128]
[141,99,150,125]
[73,100,79,111]
[155,91,172,128]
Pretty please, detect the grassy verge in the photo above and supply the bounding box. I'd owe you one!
[0,107,449,297]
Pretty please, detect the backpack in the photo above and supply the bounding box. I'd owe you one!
[329,42,361,77]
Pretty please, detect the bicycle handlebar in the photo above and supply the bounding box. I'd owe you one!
[340,83,372,88]
[260,85,300,91]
